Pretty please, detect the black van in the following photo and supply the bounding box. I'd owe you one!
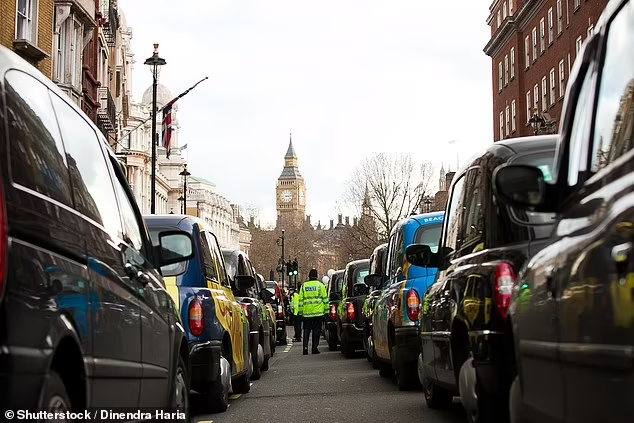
[0,46,194,416]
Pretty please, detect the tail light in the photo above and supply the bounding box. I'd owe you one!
[275,284,282,300]
[330,304,337,320]
[494,263,516,319]
[276,305,284,319]
[188,299,204,337]
[0,184,6,297]
[346,302,355,321]
[406,289,420,322]
[241,303,250,321]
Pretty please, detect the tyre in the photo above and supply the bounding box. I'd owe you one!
[251,344,262,381]
[170,355,190,422]
[423,380,453,409]
[231,352,251,394]
[392,346,420,391]
[378,361,393,378]
[207,355,231,413]
[261,350,270,371]
[41,370,72,419]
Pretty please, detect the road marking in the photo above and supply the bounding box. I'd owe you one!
[283,340,293,353]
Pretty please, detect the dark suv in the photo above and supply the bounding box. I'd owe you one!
[0,47,193,416]
[336,259,371,358]
[325,269,344,350]
[494,2,634,422]
[407,135,558,422]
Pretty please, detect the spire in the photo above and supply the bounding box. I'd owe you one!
[285,131,297,159]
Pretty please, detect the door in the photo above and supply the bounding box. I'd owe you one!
[374,231,401,360]
[50,92,141,408]
[110,159,172,409]
[557,6,634,422]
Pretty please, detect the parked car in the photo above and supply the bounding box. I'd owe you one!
[222,249,274,380]
[336,259,371,358]
[372,212,444,389]
[363,243,389,366]
[408,135,558,421]
[265,280,288,345]
[0,45,193,418]
[493,3,634,422]
[144,215,252,412]
[325,270,344,350]
[257,273,277,355]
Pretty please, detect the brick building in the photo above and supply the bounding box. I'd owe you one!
[484,0,608,141]
[0,0,55,78]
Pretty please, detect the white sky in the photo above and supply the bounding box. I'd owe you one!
[119,0,494,227]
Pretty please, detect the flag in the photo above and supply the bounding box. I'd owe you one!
[162,100,175,158]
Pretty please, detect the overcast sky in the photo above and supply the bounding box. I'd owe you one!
[119,0,493,227]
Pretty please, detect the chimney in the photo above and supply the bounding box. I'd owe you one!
[338,214,342,225]
[249,216,255,227]
[353,217,358,226]
[306,215,311,225]
[445,171,456,190]
[330,219,334,230]
[345,216,350,226]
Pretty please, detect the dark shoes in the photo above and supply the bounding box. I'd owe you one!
[303,349,308,355]
[312,349,320,354]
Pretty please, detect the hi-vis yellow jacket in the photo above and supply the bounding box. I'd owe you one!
[291,293,299,316]
[298,280,328,318]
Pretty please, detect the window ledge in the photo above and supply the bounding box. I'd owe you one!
[12,39,49,62]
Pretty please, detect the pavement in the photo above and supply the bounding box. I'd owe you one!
[191,330,467,423]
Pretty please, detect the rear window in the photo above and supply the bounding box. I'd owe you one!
[149,227,188,277]
[508,150,557,238]
[330,273,343,294]
[222,252,237,280]
[414,223,442,253]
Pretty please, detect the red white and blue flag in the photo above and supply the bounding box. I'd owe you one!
[161,99,176,158]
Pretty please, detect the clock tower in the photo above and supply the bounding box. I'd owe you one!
[276,133,306,229]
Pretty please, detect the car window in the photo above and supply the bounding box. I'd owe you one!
[149,228,187,276]
[566,66,595,186]
[386,233,397,279]
[461,168,484,251]
[199,231,220,282]
[590,3,634,172]
[443,174,466,254]
[208,234,231,287]
[49,93,122,239]
[414,223,442,253]
[5,71,73,207]
[393,230,405,276]
[223,251,237,280]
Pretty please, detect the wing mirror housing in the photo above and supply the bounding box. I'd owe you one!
[405,244,433,267]
[364,274,383,288]
[235,275,256,293]
[156,230,195,267]
[493,164,546,209]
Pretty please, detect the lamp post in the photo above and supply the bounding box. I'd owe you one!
[179,164,191,216]
[529,108,546,135]
[177,195,184,214]
[276,229,285,289]
[144,43,166,214]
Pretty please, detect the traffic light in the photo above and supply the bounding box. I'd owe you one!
[292,259,298,275]
[287,260,293,276]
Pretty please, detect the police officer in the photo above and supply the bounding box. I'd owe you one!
[298,268,328,355]
[291,288,301,342]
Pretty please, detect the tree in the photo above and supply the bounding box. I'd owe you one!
[345,153,434,243]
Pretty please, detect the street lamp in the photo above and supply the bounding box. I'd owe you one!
[179,164,191,215]
[144,43,166,214]
[276,229,285,289]
[529,108,546,135]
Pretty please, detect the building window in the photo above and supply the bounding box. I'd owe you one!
[510,47,515,79]
[511,100,516,132]
[541,77,547,111]
[16,0,37,42]
[540,18,546,53]
[533,84,539,112]
[509,0,513,15]
[524,36,530,69]
[532,27,537,61]
[526,91,531,122]
[587,24,594,37]
[557,0,563,35]
[576,36,583,54]
[503,2,508,19]
[497,11,501,27]
[499,112,504,140]
[548,8,554,44]
[549,68,556,105]
[559,59,565,97]
[71,20,83,89]
[504,55,509,85]
[573,0,581,9]
[56,23,67,82]
[505,106,510,136]
[498,61,503,92]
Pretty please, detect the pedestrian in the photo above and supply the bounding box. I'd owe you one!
[291,288,301,342]
[298,268,328,355]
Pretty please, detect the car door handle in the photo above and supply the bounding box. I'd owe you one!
[545,265,556,298]
[124,263,151,286]
[612,242,632,281]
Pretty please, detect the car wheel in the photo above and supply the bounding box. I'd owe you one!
[41,370,72,421]
[423,379,453,409]
[231,353,251,394]
[251,344,262,380]
[171,355,190,422]
[207,355,231,413]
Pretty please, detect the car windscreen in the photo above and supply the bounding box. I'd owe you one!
[508,150,557,238]
[414,222,442,253]
[148,227,188,277]
[222,252,237,280]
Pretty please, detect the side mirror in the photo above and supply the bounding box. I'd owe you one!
[364,274,382,288]
[493,164,546,208]
[235,275,256,292]
[156,230,195,267]
[405,244,432,267]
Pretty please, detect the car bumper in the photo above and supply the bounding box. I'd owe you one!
[392,326,420,365]
[341,323,363,348]
[471,330,511,395]
[189,340,222,389]
[276,320,286,338]
[0,344,48,410]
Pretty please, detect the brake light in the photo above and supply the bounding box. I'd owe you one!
[242,303,251,321]
[276,305,284,319]
[406,289,420,322]
[275,284,282,300]
[0,184,6,296]
[330,304,337,320]
[188,299,204,337]
[346,302,355,321]
[494,263,516,319]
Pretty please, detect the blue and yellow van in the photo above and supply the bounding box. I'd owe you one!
[372,211,444,390]
[144,215,252,413]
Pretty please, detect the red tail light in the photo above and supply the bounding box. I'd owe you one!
[275,284,282,300]
[241,303,250,321]
[406,289,420,322]
[188,299,204,337]
[0,184,6,296]
[330,304,337,320]
[346,302,355,321]
[494,263,516,319]
[276,305,284,319]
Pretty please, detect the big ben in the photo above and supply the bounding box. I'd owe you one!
[276,133,306,228]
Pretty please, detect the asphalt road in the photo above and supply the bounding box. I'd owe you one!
[191,333,466,423]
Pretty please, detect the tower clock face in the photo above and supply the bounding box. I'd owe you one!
[281,190,293,202]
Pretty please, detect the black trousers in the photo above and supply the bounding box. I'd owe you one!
[303,317,323,351]
[294,315,302,339]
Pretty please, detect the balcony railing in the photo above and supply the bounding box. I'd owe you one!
[97,87,116,132]
[101,0,119,46]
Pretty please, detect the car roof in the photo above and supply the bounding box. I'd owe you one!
[143,214,205,233]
